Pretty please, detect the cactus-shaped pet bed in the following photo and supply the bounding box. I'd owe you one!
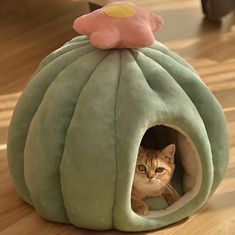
[7,2,229,232]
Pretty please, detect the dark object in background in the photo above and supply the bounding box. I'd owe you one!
[201,0,235,20]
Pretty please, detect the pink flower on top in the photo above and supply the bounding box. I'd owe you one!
[73,1,163,49]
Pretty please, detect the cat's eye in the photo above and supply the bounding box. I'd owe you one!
[155,167,164,173]
[137,164,146,171]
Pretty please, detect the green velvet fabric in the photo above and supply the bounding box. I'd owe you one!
[7,35,229,231]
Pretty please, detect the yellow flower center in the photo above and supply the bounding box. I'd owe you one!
[104,5,136,19]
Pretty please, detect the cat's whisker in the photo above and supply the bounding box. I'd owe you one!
[157,181,174,194]
[156,180,166,195]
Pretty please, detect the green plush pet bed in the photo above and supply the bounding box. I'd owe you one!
[7,2,229,232]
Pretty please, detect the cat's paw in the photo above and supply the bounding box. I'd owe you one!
[164,191,181,205]
[132,203,149,215]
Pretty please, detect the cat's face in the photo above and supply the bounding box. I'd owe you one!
[133,144,176,189]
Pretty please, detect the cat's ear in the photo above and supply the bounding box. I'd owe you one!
[138,145,144,154]
[162,144,175,163]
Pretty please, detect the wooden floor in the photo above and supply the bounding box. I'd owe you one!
[1,0,235,234]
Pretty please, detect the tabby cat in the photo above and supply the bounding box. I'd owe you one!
[131,144,180,215]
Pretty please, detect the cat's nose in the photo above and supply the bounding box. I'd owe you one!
[147,173,155,179]
[148,176,154,179]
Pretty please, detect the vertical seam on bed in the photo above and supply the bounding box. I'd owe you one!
[112,50,122,228]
